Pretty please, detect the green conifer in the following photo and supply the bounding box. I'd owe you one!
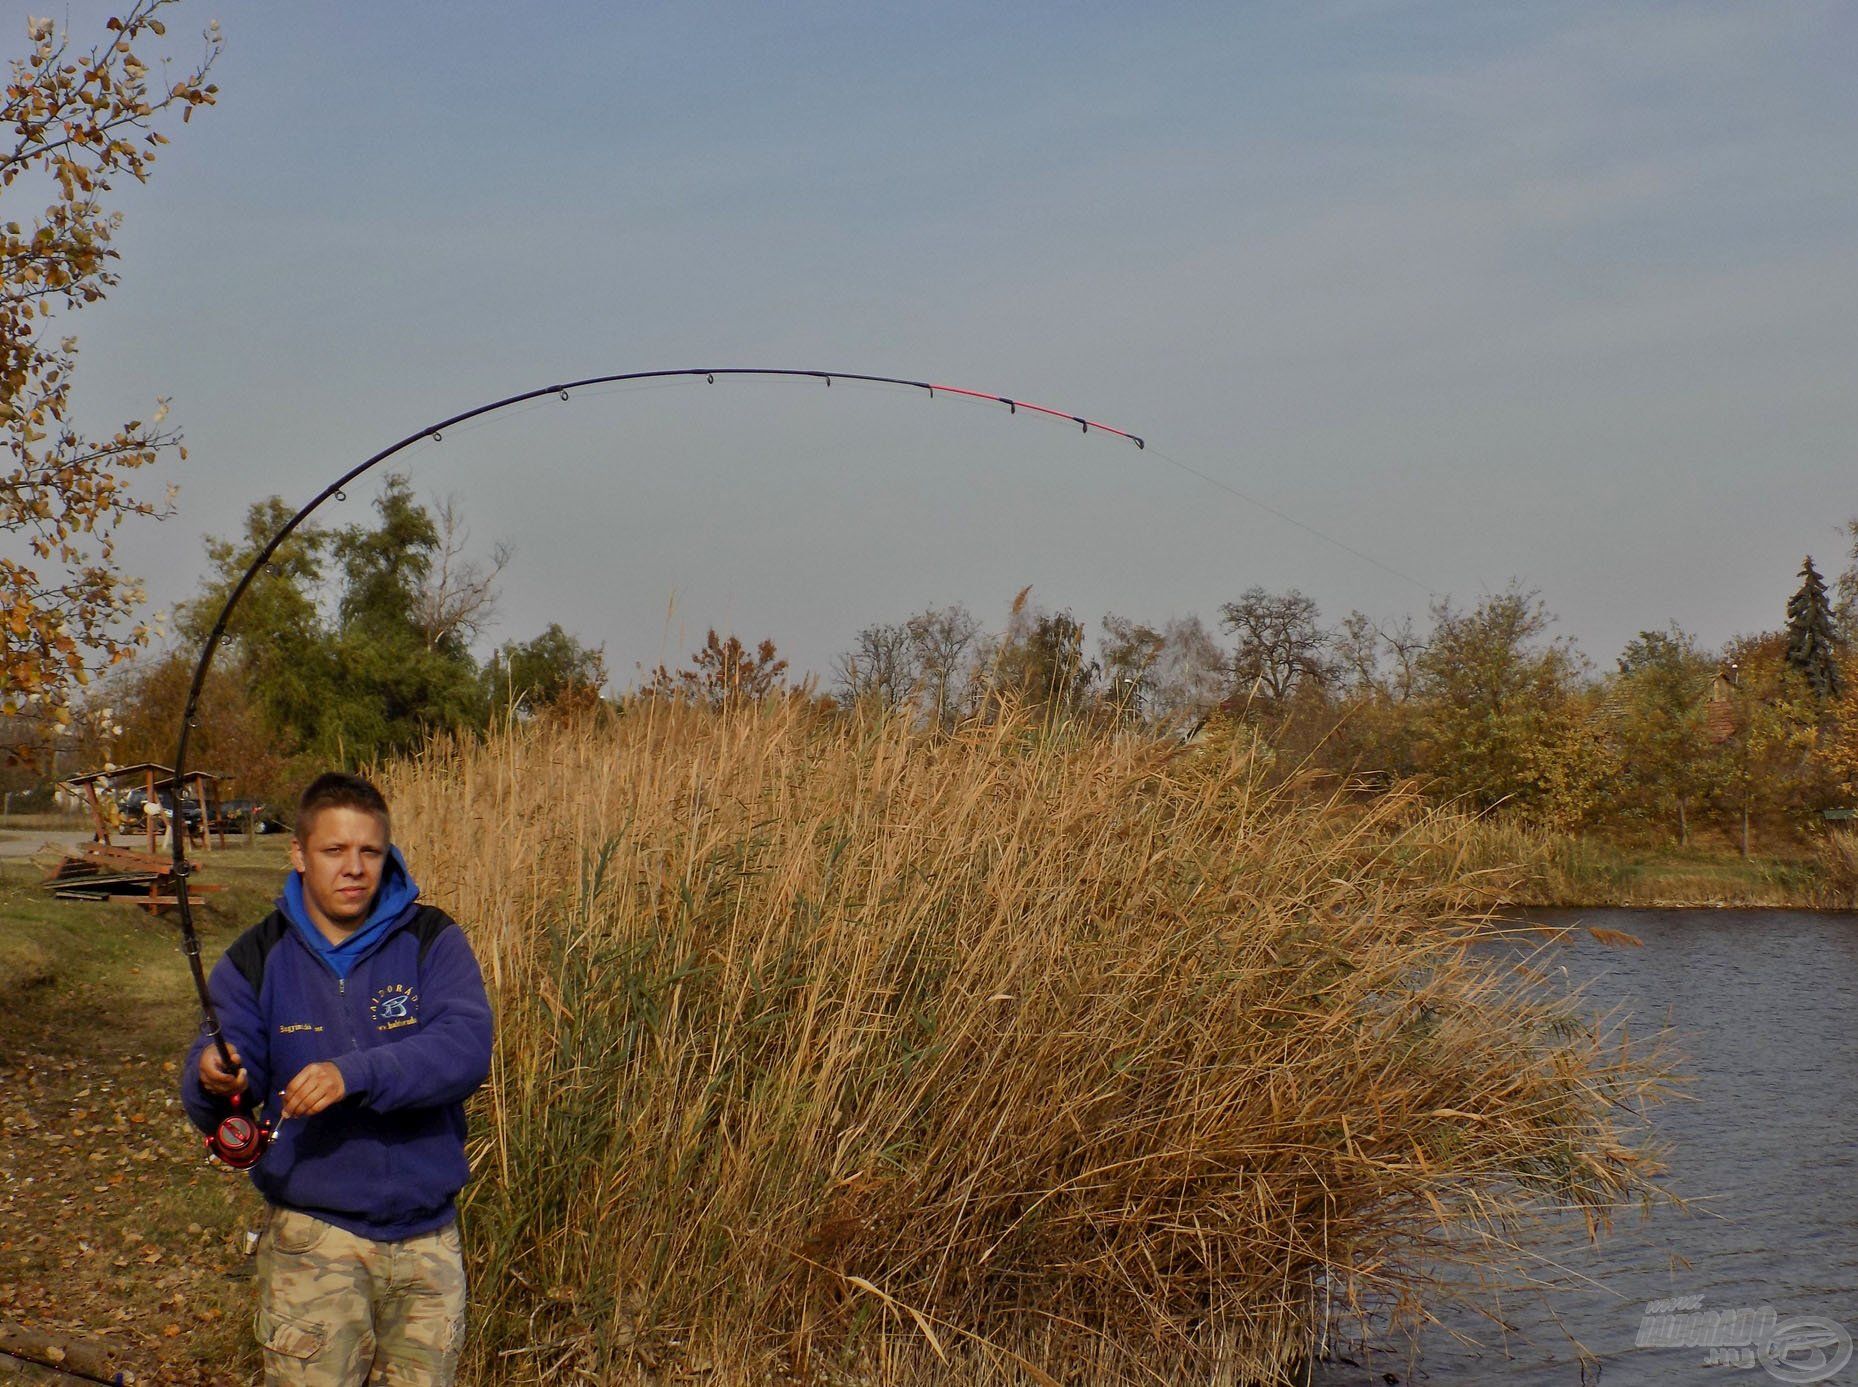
[1785,556,1842,698]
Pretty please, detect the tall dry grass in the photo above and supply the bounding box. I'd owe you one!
[1458,817,1844,908]
[1814,828,1858,908]
[1446,819,1626,905]
[385,703,1668,1386]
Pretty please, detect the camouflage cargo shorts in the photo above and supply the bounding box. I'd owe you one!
[254,1206,467,1386]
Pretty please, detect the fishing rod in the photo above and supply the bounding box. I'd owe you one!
[169,365,1145,1166]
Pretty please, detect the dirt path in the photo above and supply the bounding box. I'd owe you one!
[0,867,271,1384]
[0,1348,105,1383]
[0,1014,265,1383]
[0,832,90,862]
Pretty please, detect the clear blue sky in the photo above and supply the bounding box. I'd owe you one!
[47,0,1858,682]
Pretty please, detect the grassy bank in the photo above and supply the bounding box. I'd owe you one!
[1460,824,1858,910]
[0,843,283,1384]
[386,705,1670,1387]
[0,813,89,834]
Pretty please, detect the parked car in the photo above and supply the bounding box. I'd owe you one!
[117,788,205,832]
[211,799,287,834]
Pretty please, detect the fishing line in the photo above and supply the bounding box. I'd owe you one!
[1141,442,1438,601]
[556,376,1433,597]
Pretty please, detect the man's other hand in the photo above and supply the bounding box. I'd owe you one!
[281,1061,347,1119]
[198,1042,248,1099]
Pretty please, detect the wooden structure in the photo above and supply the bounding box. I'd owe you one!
[37,839,225,913]
[39,764,231,914]
[58,762,229,853]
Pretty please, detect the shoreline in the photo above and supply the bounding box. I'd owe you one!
[1502,897,1858,914]
[1463,831,1856,915]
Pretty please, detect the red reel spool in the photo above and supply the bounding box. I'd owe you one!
[205,1096,271,1169]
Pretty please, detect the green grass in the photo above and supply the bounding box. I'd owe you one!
[0,812,89,832]
[1456,824,1847,908]
[1561,844,1828,907]
[0,930,55,990]
[0,843,288,988]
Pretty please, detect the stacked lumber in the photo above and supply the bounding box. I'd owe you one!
[37,842,224,913]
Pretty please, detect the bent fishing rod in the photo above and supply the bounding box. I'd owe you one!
[167,365,1145,1166]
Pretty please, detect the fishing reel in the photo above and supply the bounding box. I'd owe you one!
[205,1092,273,1170]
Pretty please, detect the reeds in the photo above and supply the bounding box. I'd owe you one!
[1813,828,1858,907]
[384,702,1667,1385]
[1458,816,1840,907]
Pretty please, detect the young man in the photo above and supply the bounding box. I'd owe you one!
[181,772,493,1385]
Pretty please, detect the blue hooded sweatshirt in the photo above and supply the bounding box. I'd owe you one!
[180,853,493,1241]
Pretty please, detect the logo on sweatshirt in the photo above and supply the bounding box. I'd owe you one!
[370,983,419,1032]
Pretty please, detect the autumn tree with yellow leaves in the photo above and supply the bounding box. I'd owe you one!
[1,2,217,761]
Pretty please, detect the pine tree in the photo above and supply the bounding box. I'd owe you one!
[1785,556,1842,699]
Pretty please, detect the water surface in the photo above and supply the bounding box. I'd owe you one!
[1315,908,1858,1387]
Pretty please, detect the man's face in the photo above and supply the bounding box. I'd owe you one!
[289,806,390,934]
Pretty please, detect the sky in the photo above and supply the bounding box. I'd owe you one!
[33,0,1858,686]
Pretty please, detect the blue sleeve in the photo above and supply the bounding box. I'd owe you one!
[179,953,273,1134]
[333,925,492,1112]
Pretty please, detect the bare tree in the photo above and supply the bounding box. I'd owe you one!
[1219,588,1333,704]
[1835,515,1858,646]
[1101,613,1228,729]
[1146,615,1227,726]
[906,604,983,728]
[1379,614,1426,703]
[1335,612,1381,696]
[834,621,919,711]
[1099,614,1165,722]
[1335,611,1424,701]
[412,495,511,653]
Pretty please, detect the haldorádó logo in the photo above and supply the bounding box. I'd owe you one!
[369,984,419,1031]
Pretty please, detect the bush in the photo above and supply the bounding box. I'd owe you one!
[386,702,1666,1385]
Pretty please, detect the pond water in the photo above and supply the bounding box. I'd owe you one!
[1314,908,1858,1387]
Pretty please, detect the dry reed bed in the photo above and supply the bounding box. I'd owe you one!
[385,704,1668,1385]
[1813,828,1858,905]
[1457,817,1858,909]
